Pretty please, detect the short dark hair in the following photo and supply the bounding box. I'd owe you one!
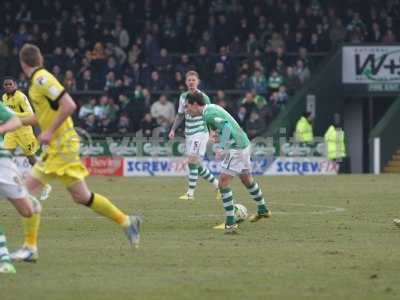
[333,113,341,127]
[3,76,16,83]
[186,92,205,106]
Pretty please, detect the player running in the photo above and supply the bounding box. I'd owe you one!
[185,92,271,233]
[9,43,141,262]
[168,71,219,200]
[0,100,42,273]
[2,77,52,201]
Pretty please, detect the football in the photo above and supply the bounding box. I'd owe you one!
[234,204,248,222]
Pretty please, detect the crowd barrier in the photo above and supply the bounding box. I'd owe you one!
[14,156,338,177]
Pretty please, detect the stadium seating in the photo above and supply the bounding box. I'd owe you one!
[0,0,397,137]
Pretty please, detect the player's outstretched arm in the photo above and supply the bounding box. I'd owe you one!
[20,115,38,126]
[0,116,23,134]
[168,113,184,139]
[39,93,76,144]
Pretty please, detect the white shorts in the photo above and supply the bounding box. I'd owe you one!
[220,146,252,176]
[0,157,27,199]
[185,132,209,157]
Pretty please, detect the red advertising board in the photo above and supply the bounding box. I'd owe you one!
[82,156,123,176]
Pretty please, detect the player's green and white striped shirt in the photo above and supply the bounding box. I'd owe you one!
[203,104,250,150]
[0,102,14,158]
[178,90,211,136]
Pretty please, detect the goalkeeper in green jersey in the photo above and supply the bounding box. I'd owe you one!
[186,92,271,233]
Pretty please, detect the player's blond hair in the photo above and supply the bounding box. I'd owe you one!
[185,70,199,79]
[19,44,44,68]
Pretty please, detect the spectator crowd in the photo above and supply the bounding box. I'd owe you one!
[0,0,399,137]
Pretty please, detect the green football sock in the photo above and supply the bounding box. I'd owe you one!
[0,227,11,263]
[247,181,268,214]
[198,166,218,188]
[187,163,199,196]
[220,187,235,225]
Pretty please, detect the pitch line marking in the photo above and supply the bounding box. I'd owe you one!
[1,202,346,219]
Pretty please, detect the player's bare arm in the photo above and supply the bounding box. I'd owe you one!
[208,130,218,143]
[168,113,184,139]
[214,123,232,161]
[0,115,23,134]
[20,115,38,126]
[39,93,76,144]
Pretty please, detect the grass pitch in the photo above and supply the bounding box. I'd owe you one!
[1,175,400,300]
